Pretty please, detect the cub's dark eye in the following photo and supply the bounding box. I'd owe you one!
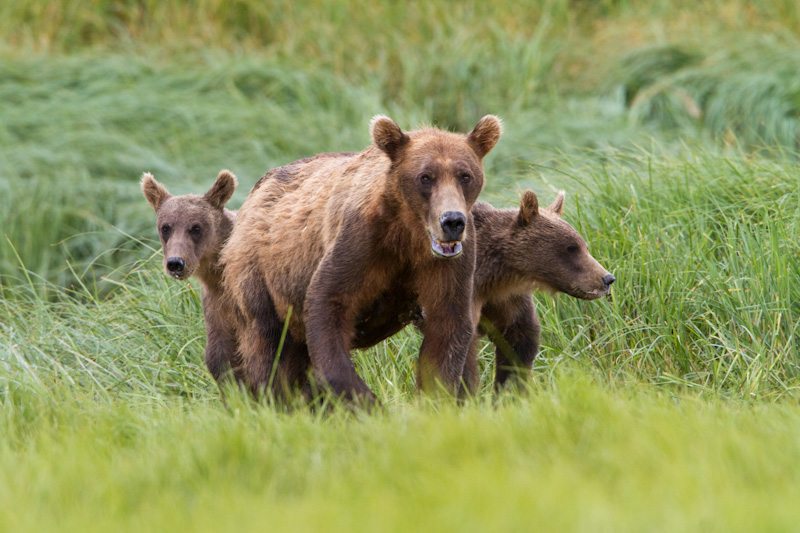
[460,173,471,184]
[567,245,579,254]
[189,224,202,235]
[419,173,432,184]
[161,225,171,236]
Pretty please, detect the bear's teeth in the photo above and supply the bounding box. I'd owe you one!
[430,236,463,258]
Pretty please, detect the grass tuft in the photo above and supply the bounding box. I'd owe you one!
[616,38,800,153]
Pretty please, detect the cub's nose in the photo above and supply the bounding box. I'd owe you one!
[439,211,467,241]
[603,274,616,287]
[166,257,186,273]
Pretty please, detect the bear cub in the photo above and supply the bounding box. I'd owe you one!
[141,170,242,385]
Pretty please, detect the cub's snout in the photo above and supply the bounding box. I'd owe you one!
[166,257,187,278]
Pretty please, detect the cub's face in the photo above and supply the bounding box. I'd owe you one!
[370,115,502,258]
[509,191,615,300]
[155,198,220,280]
[141,170,237,281]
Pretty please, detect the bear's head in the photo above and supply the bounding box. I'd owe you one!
[141,170,237,281]
[508,190,615,299]
[370,115,502,258]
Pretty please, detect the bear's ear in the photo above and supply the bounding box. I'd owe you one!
[370,115,410,160]
[518,190,539,226]
[545,190,565,217]
[467,115,503,159]
[141,172,171,212]
[205,170,238,210]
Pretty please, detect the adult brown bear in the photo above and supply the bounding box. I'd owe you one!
[222,115,502,405]
[352,190,615,392]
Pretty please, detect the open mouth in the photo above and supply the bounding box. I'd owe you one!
[570,286,610,301]
[430,234,463,258]
[168,270,192,281]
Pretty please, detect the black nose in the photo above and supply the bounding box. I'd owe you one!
[166,257,185,273]
[439,211,467,241]
[603,274,616,287]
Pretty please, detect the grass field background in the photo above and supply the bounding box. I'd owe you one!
[1,1,799,531]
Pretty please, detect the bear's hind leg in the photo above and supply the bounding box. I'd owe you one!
[236,272,287,401]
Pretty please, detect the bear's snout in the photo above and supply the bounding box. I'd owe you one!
[166,257,186,274]
[439,211,467,242]
[603,274,616,287]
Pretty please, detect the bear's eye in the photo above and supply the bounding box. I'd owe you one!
[460,173,471,184]
[419,173,432,184]
[567,245,579,254]
[189,224,202,235]
[161,225,171,236]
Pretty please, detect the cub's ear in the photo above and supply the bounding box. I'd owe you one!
[467,115,503,159]
[141,172,171,212]
[518,189,539,225]
[546,190,565,217]
[370,115,410,160]
[205,170,238,209]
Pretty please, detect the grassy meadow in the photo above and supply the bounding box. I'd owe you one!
[1,1,800,530]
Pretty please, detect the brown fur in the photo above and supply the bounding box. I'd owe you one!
[141,170,243,385]
[353,190,615,390]
[222,115,503,404]
[466,191,613,388]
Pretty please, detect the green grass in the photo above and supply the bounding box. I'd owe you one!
[2,1,800,530]
[617,38,800,152]
[3,372,800,532]
[525,151,800,399]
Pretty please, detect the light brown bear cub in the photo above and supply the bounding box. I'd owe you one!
[352,190,615,391]
[141,170,242,385]
[222,115,503,405]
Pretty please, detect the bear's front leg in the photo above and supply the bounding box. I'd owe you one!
[305,227,379,407]
[414,256,477,397]
[202,288,244,387]
[482,294,541,389]
[459,332,482,398]
[203,308,241,385]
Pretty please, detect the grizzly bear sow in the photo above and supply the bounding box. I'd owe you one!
[352,190,615,391]
[222,115,503,404]
[141,170,242,385]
